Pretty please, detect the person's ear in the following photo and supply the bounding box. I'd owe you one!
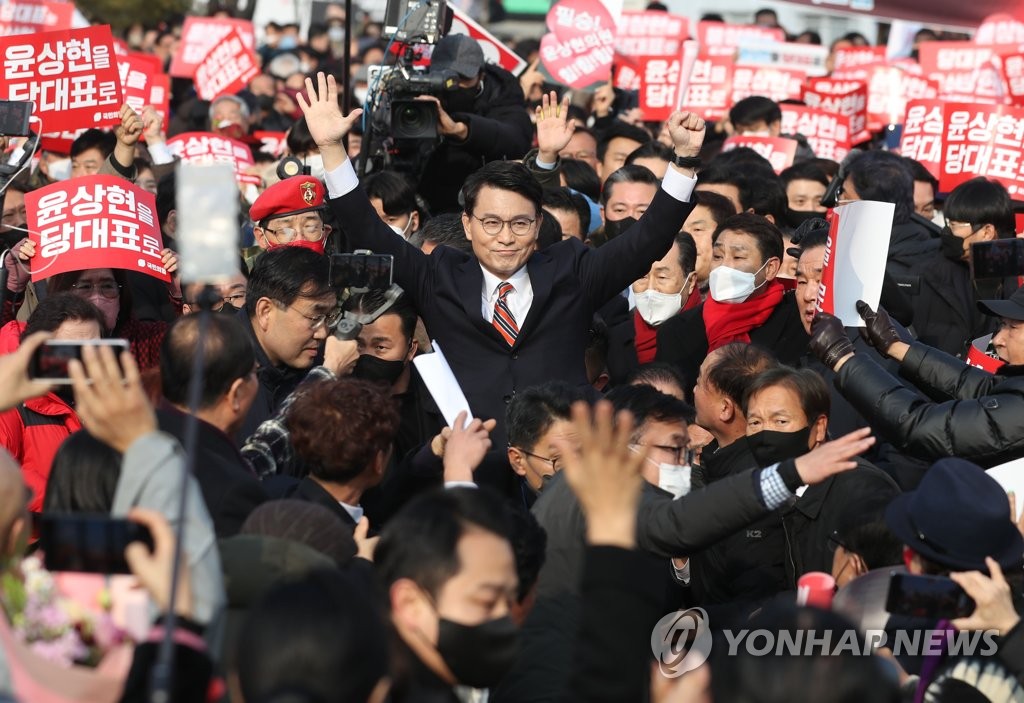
[764,256,782,281]
[227,376,247,412]
[323,223,333,237]
[410,211,420,233]
[390,578,436,641]
[599,205,606,225]
[850,552,868,579]
[720,396,735,424]
[405,337,419,362]
[254,297,275,332]
[508,447,528,477]
[591,371,610,392]
[373,446,391,476]
[980,224,997,242]
[769,120,782,137]
[253,226,270,250]
[811,414,828,447]
[684,271,697,298]
[461,212,473,242]
[165,210,177,236]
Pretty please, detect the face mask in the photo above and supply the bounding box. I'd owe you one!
[436,615,519,688]
[748,426,813,467]
[328,25,344,43]
[442,87,478,115]
[740,130,772,137]
[603,216,637,241]
[939,225,967,263]
[635,274,692,327]
[708,260,769,304]
[269,238,326,255]
[388,216,414,239]
[278,35,298,50]
[657,463,691,499]
[215,122,247,141]
[47,157,71,182]
[353,354,406,385]
[304,153,325,180]
[354,86,369,105]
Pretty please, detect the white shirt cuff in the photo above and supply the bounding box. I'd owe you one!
[535,155,556,170]
[146,141,175,165]
[444,481,477,489]
[324,160,360,199]
[661,165,697,203]
[672,558,691,585]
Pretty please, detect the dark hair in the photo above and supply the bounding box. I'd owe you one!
[560,158,602,202]
[463,161,542,218]
[21,293,105,339]
[506,505,546,603]
[514,37,540,61]
[601,164,659,205]
[844,519,903,572]
[43,431,121,513]
[585,315,609,384]
[160,314,256,409]
[692,189,739,223]
[713,212,785,264]
[795,226,830,257]
[507,381,588,451]
[674,231,698,275]
[537,210,562,250]
[409,212,473,254]
[285,116,318,156]
[362,170,419,216]
[780,161,830,189]
[754,7,777,19]
[747,177,788,224]
[742,366,830,421]
[542,188,590,236]
[70,129,116,159]
[901,156,939,191]
[705,342,779,407]
[245,246,332,318]
[697,165,759,211]
[237,569,389,703]
[846,151,914,224]
[287,378,399,484]
[345,289,417,344]
[943,177,1017,239]
[48,268,134,331]
[241,499,358,566]
[375,487,512,599]
[628,362,690,399]
[795,30,822,45]
[596,121,652,162]
[625,140,675,167]
[605,383,694,435]
[709,147,777,180]
[729,96,782,129]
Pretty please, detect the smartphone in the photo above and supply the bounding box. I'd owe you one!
[885,573,976,620]
[0,100,33,137]
[29,339,129,384]
[330,253,394,290]
[38,514,154,574]
[971,239,1024,280]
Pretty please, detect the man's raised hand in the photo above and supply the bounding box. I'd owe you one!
[666,111,706,159]
[536,91,575,163]
[296,72,363,151]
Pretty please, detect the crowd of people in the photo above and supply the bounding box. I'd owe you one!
[1,3,1024,702]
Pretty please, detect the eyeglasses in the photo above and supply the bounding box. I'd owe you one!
[264,222,325,242]
[946,221,978,233]
[471,214,536,237]
[186,293,246,309]
[516,448,562,472]
[287,304,343,331]
[631,443,693,465]
[71,281,121,299]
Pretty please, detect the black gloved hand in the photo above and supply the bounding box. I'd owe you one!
[810,312,855,370]
[855,300,901,354]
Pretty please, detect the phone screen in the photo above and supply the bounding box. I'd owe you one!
[971,239,1024,280]
[0,100,32,137]
[29,340,129,384]
[38,514,154,574]
[330,254,394,290]
[885,573,975,620]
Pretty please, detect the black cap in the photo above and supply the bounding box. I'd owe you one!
[430,35,484,79]
[978,286,1024,322]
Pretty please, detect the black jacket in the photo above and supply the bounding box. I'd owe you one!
[655,290,809,390]
[156,408,267,538]
[417,64,533,213]
[285,476,360,529]
[835,341,1024,468]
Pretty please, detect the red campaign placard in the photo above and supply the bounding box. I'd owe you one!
[0,0,72,36]
[448,6,527,76]
[539,0,616,89]
[148,72,171,133]
[721,135,797,174]
[939,103,1024,197]
[867,66,940,130]
[918,41,1006,102]
[638,43,698,121]
[254,131,287,157]
[731,65,805,104]
[780,105,851,162]
[681,54,733,120]
[975,14,1024,47]
[166,132,256,185]
[616,11,688,57]
[803,79,869,143]
[118,52,161,115]
[614,55,640,90]
[194,28,259,101]
[0,25,122,134]
[696,21,784,57]
[830,47,886,81]
[25,176,168,283]
[966,334,1007,373]
[169,16,254,79]
[898,100,946,180]
[997,53,1024,106]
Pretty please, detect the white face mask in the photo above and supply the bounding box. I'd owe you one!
[47,157,71,182]
[740,130,771,137]
[354,86,369,105]
[635,273,693,326]
[708,260,769,304]
[388,216,413,239]
[328,26,344,43]
[658,463,692,499]
[304,153,325,180]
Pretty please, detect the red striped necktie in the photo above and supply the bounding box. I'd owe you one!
[492,281,519,346]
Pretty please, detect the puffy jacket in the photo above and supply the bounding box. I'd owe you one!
[0,393,81,512]
[834,341,1024,468]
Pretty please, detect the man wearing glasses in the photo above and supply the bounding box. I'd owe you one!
[249,175,332,255]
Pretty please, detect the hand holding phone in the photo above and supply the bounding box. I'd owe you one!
[39,514,154,574]
[886,573,976,620]
[30,339,128,384]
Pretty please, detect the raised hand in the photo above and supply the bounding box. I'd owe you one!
[443,411,496,483]
[855,300,906,360]
[535,91,575,163]
[951,557,1021,634]
[4,238,33,293]
[666,111,707,159]
[140,105,166,145]
[0,332,53,412]
[115,103,144,148]
[296,72,363,152]
[810,312,855,371]
[793,427,875,485]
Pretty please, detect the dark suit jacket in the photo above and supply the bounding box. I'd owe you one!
[286,476,359,530]
[329,181,694,446]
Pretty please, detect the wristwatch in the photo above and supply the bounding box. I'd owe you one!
[673,155,702,170]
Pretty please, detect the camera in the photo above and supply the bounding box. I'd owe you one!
[386,67,459,140]
[328,251,403,340]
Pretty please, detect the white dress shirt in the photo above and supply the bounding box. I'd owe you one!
[339,501,364,524]
[480,265,533,325]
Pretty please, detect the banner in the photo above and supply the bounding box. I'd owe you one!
[996,52,1024,105]
[169,16,254,79]
[974,13,1024,46]
[448,6,527,76]
[965,333,1006,372]
[732,65,806,104]
[148,72,170,134]
[254,131,287,157]
[194,28,259,101]
[25,176,168,283]
[166,132,257,186]
[780,105,852,162]
[866,66,940,130]
[616,10,688,57]
[815,200,895,327]
[803,79,869,143]
[734,41,828,77]
[775,0,1020,31]
[918,42,1006,102]
[721,135,797,173]
[117,52,161,115]
[939,102,1024,197]
[831,46,887,81]
[695,21,783,57]
[0,25,122,133]
[0,0,72,36]
[638,42,698,121]
[898,100,946,180]
[539,0,616,89]
[681,54,733,120]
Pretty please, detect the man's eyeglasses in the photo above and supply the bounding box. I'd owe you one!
[471,214,536,237]
[71,282,121,299]
[516,448,562,472]
[187,293,246,309]
[264,222,325,243]
[630,443,693,465]
[288,304,343,331]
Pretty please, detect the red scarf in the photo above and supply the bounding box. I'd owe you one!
[633,285,703,364]
[702,280,785,352]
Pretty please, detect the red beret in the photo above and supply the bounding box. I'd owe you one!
[249,176,326,223]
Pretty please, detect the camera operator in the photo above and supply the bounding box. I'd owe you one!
[416,34,533,213]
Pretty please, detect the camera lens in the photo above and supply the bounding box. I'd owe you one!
[398,105,425,132]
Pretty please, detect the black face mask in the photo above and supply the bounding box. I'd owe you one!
[216,303,241,316]
[603,216,638,241]
[437,615,520,688]
[352,354,406,385]
[748,426,813,467]
[938,225,968,263]
[442,85,479,116]
[784,208,823,229]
